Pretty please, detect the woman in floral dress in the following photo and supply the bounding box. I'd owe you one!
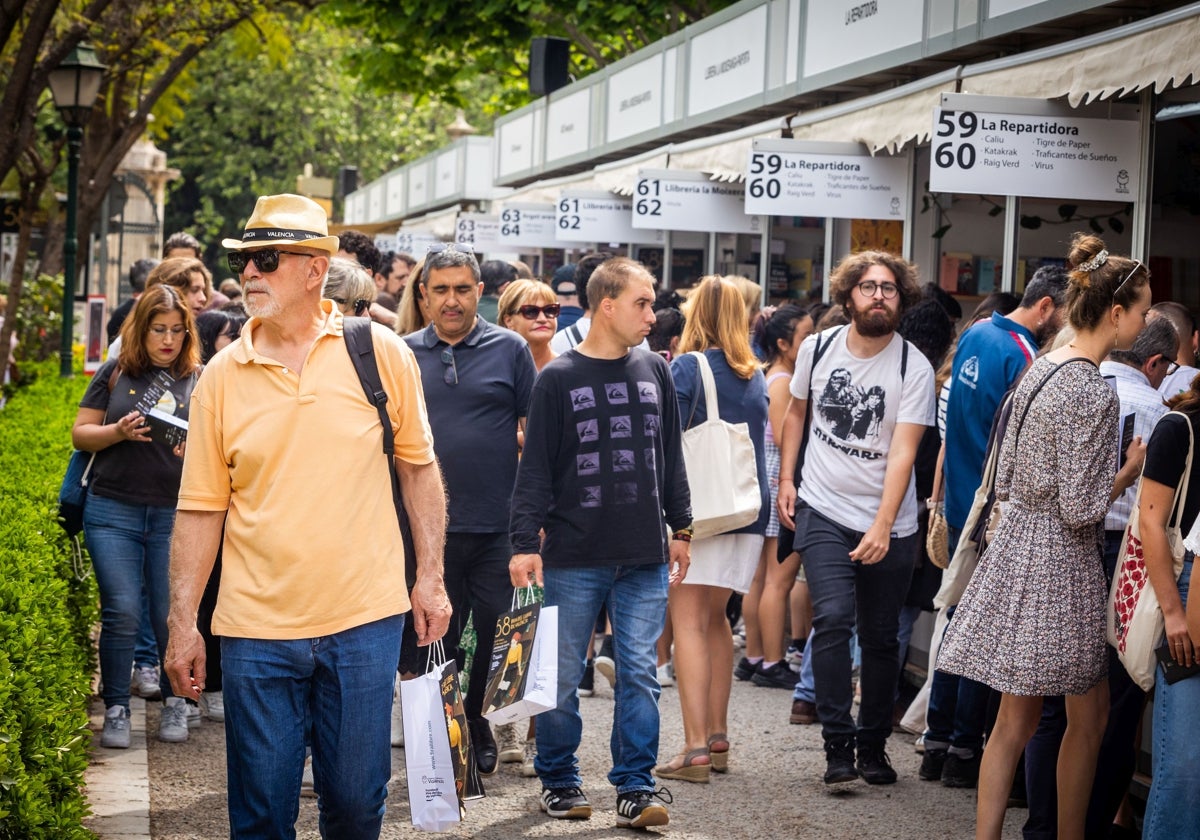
[937,234,1150,840]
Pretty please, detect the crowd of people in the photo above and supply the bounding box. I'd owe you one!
[73,192,1200,839]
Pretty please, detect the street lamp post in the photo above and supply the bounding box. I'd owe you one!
[48,43,105,377]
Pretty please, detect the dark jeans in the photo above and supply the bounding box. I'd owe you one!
[1022,530,1146,840]
[442,531,515,722]
[795,503,917,745]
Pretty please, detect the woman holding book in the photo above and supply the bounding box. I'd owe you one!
[72,286,202,748]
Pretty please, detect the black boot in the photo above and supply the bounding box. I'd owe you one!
[823,735,858,785]
[470,718,498,775]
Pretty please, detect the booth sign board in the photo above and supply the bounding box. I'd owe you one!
[455,213,502,253]
[929,94,1141,202]
[744,140,908,220]
[632,169,761,234]
[395,230,444,254]
[497,203,561,248]
[556,190,663,245]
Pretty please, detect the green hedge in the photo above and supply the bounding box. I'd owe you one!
[0,363,97,840]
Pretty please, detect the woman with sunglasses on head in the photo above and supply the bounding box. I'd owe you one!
[937,234,1151,840]
[73,286,203,748]
[499,279,560,372]
[323,256,377,319]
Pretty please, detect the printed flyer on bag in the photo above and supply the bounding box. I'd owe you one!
[482,603,540,717]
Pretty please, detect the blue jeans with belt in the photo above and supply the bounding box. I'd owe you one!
[1144,557,1200,839]
[536,562,667,794]
[83,491,176,709]
[221,614,403,840]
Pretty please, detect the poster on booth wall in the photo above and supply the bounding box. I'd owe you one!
[85,295,106,374]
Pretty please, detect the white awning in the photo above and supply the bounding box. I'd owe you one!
[489,169,601,210]
[665,118,789,181]
[592,146,671,196]
[961,4,1200,106]
[399,204,461,240]
[787,68,961,155]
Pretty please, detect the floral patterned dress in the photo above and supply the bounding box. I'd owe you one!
[938,356,1117,696]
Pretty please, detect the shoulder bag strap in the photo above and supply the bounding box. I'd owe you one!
[1166,410,1195,536]
[84,363,123,488]
[568,323,584,347]
[1012,357,1093,446]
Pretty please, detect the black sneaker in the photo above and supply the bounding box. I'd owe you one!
[733,657,757,681]
[856,742,898,785]
[615,787,672,829]
[579,660,595,697]
[919,747,947,781]
[942,751,981,789]
[751,660,797,689]
[823,736,859,785]
[540,786,592,819]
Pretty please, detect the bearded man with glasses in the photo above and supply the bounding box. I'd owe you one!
[401,243,538,776]
[166,193,451,839]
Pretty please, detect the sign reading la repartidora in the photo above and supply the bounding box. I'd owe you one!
[929,93,1140,201]
[744,140,908,220]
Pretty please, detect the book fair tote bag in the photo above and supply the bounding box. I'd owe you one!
[401,641,472,832]
[680,351,761,540]
[1108,411,1195,691]
[481,587,558,726]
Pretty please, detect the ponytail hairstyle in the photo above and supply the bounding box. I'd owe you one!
[1064,233,1150,331]
[761,304,812,366]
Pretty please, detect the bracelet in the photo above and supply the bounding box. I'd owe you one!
[671,531,692,543]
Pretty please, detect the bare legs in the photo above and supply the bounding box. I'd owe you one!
[976,682,1108,840]
[669,583,735,753]
[759,546,799,662]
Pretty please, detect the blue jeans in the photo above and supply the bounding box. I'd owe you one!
[536,562,667,794]
[792,627,858,704]
[795,504,916,744]
[134,590,159,668]
[1144,558,1199,839]
[221,615,403,840]
[83,491,175,708]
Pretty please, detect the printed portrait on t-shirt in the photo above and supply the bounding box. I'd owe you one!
[818,368,887,444]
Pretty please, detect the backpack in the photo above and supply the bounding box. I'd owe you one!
[343,317,418,591]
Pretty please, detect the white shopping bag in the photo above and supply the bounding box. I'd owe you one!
[401,643,464,832]
[481,598,558,726]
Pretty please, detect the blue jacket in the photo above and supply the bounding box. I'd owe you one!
[944,312,1037,528]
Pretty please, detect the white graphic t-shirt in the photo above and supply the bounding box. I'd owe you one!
[790,327,935,537]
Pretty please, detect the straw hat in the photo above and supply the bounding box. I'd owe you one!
[222,194,340,254]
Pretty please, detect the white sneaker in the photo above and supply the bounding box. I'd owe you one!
[101,705,131,749]
[656,662,675,687]
[496,722,524,763]
[131,665,162,700]
[594,655,616,689]
[159,697,190,743]
[186,700,202,729]
[520,739,537,777]
[199,690,224,722]
[391,678,404,748]
[301,755,317,798]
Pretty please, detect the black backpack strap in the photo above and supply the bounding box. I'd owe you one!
[344,317,417,589]
[901,339,909,381]
[568,323,583,347]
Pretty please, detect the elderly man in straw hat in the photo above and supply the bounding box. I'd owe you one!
[165,194,451,838]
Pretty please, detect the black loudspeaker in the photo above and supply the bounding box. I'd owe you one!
[337,165,358,200]
[530,37,571,97]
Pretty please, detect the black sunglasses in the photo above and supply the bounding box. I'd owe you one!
[440,347,458,386]
[516,304,561,320]
[332,297,371,316]
[227,248,313,275]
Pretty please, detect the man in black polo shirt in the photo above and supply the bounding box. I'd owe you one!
[403,244,537,775]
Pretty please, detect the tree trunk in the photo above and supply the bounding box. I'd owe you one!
[0,178,48,382]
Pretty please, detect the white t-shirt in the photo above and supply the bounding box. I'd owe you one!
[790,327,935,537]
[1160,364,1200,400]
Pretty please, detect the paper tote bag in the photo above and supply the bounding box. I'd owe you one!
[481,597,558,726]
[1107,411,1194,691]
[681,352,761,540]
[401,644,474,832]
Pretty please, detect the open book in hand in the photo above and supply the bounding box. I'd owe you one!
[145,407,188,447]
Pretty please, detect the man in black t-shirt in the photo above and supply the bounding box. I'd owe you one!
[107,258,159,345]
[510,257,691,830]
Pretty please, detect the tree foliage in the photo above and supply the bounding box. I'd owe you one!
[162,13,507,265]
[320,0,735,114]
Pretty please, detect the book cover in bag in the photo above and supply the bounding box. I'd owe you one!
[481,603,540,718]
[439,664,484,802]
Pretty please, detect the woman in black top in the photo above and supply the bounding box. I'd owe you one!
[73,286,201,748]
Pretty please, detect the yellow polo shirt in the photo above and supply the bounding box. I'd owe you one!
[178,302,435,639]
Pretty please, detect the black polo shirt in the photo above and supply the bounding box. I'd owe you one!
[404,317,536,533]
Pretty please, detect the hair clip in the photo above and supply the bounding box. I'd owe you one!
[1076,249,1108,272]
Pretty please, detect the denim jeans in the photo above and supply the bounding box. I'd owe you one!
[795,504,916,744]
[442,532,514,721]
[792,627,859,704]
[1144,558,1199,839]
[134,590,159,668]
[221,614,403,840]
[536,562,667,794]
[83,491,176,709]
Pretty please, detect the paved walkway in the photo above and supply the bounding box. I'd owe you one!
[84,696,151,840]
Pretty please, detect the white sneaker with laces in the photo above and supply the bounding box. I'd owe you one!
[496,722,524,763]
[521,739,538,777]
[199,690,224,722]
[131,664,162,700]
[159,697,190,743]
[186,700,202,729]
[101,705,131,749]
